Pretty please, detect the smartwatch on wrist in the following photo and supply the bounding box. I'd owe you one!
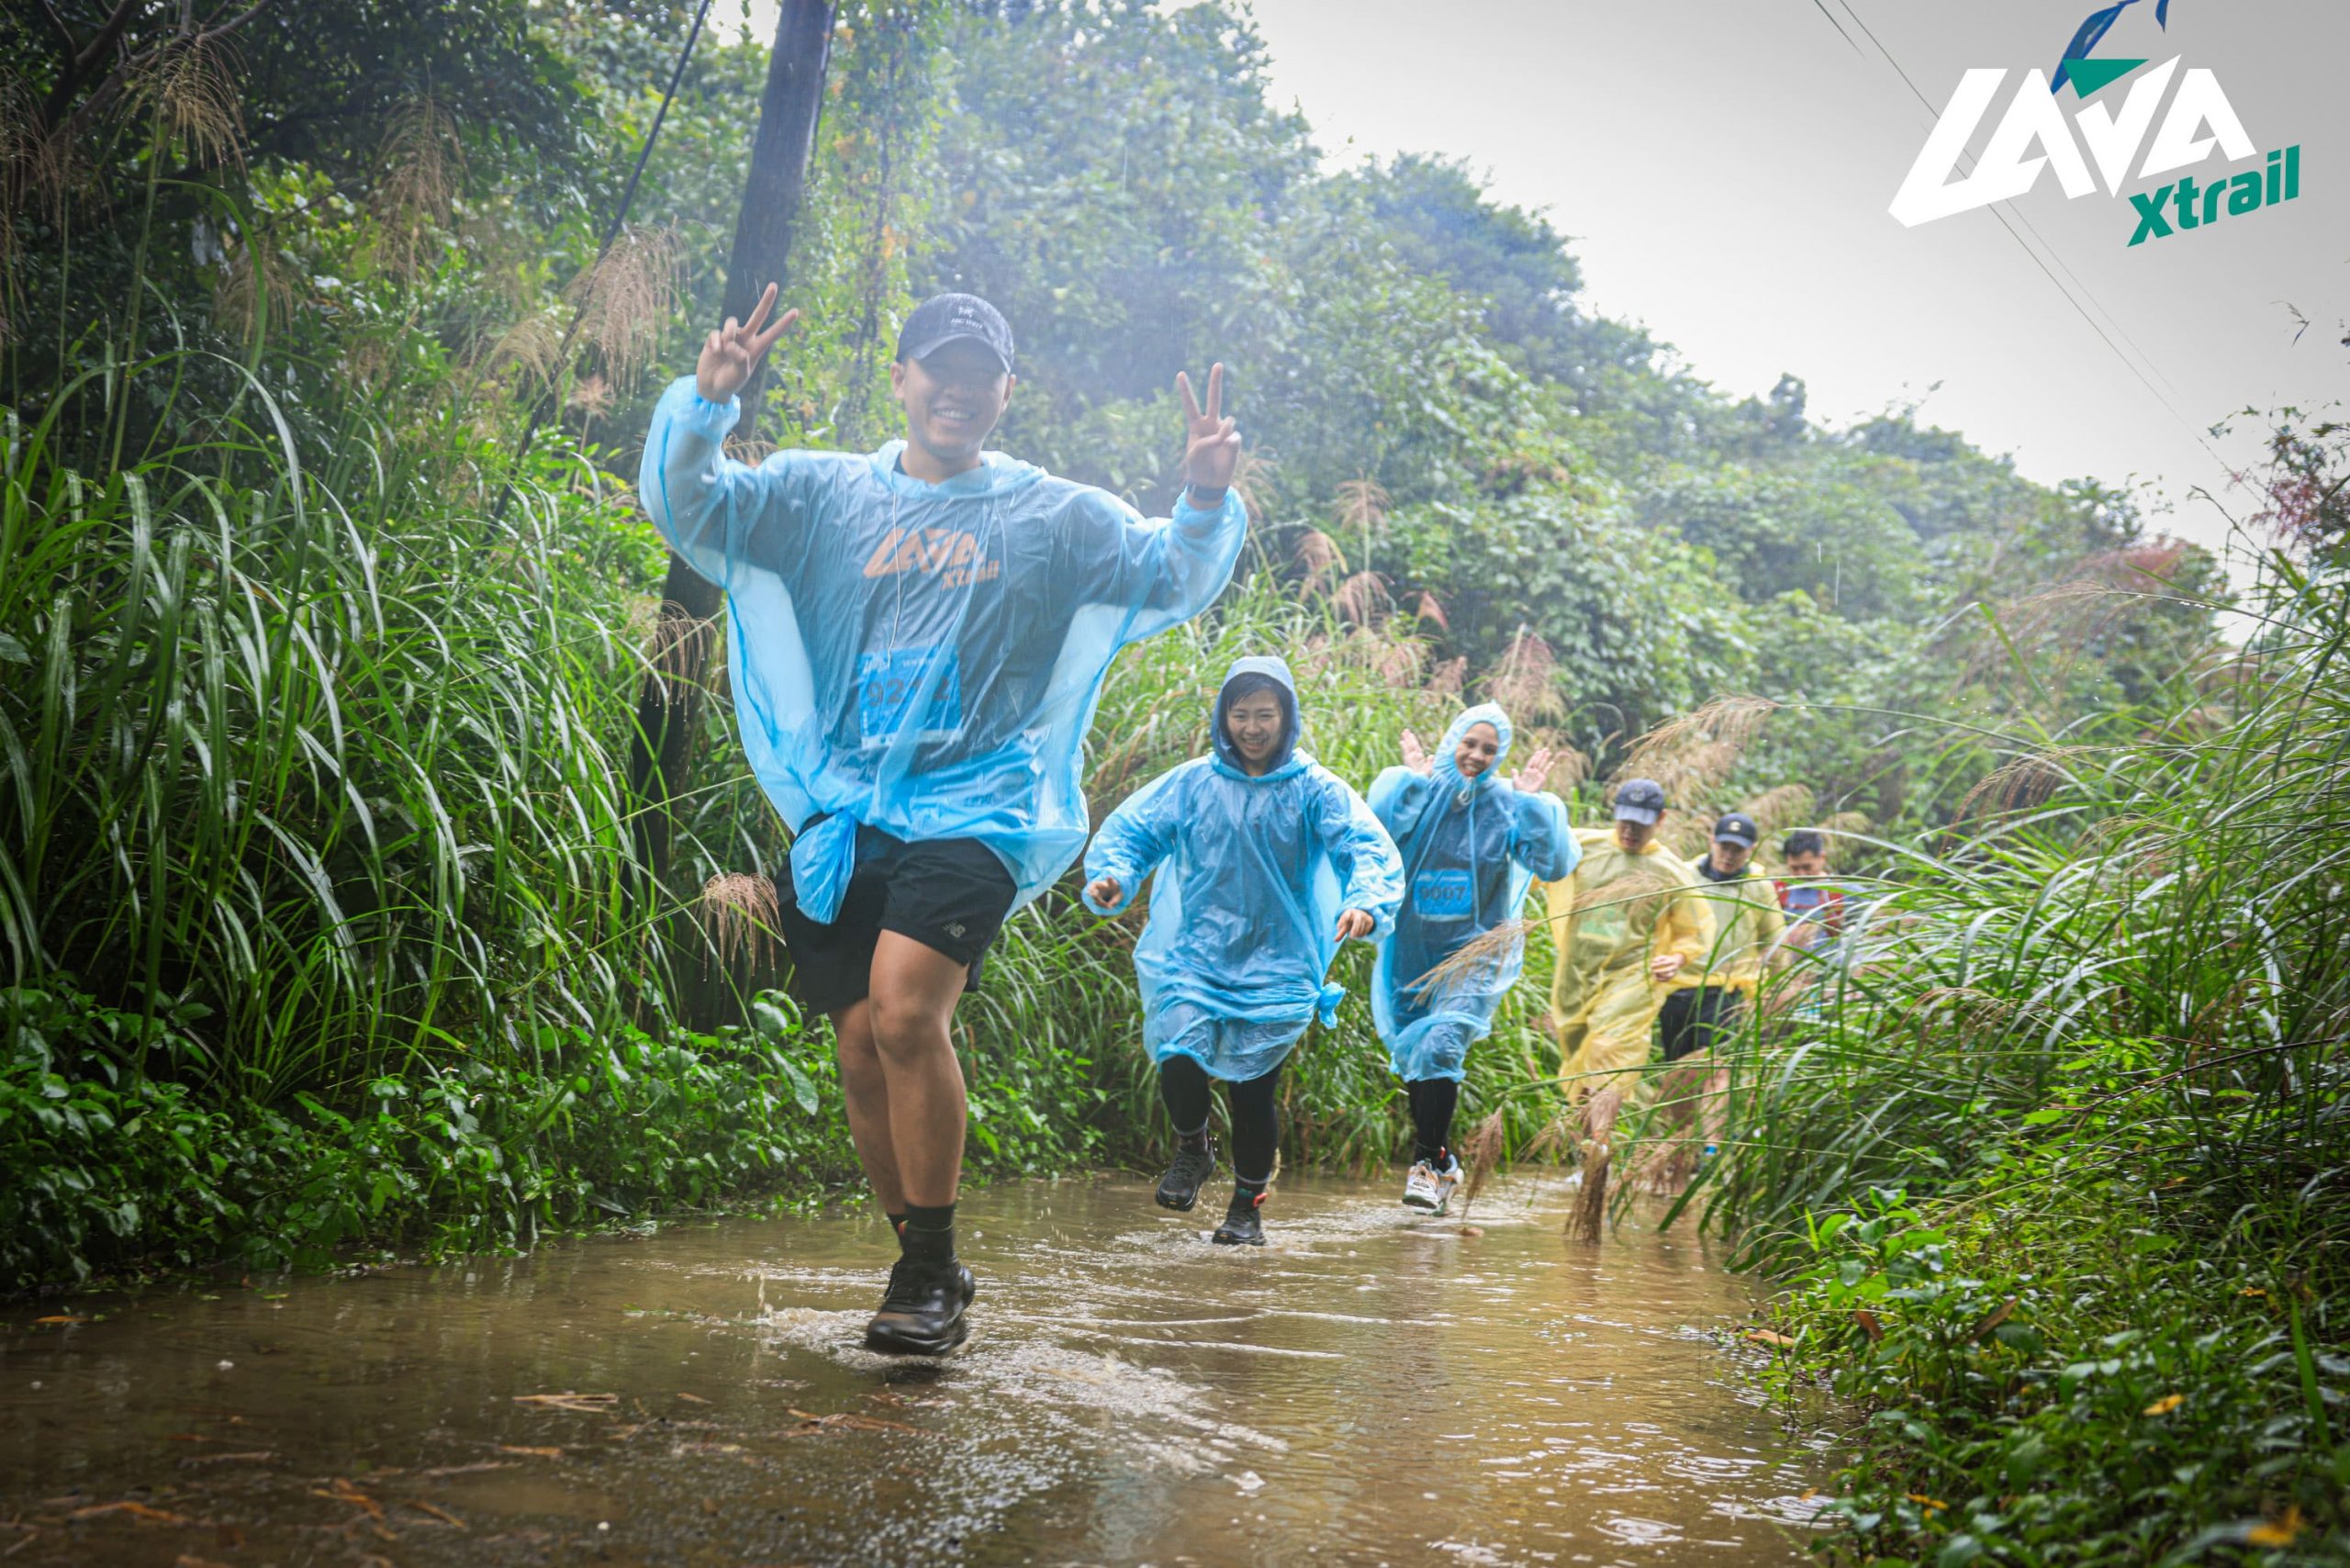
[1185,483,1229,509]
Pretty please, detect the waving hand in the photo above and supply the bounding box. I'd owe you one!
[1514,746,1557,795]
[1400,728,1433,775]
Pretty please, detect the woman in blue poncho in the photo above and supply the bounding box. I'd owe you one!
[1371,705,1576,1214]
[1082,656,1404,1246]
[641,286,1245,1355]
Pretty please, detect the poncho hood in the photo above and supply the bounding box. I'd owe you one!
[1434,702,1514,796]
[1211,655,1303,778]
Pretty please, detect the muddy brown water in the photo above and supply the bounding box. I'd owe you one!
[0,1172,1827,1566]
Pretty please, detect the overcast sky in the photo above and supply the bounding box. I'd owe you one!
[733,0,2346,557]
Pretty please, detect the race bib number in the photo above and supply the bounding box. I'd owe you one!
[857,646,963,745]
[1414,868,1474,922]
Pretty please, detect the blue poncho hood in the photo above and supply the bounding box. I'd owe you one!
[1209,655,1302,778]
[1431,702,1513,799]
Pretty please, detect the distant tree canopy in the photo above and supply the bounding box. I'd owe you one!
[9,0,589,195]
[905,0,2222,814]
[0,0,2225,837]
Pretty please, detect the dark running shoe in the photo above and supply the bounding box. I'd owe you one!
[1212,1187,1267,1247]
[863,1258,976,1357]
[1155,1137,1219,1212]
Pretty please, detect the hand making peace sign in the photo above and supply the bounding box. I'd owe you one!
[697,282,800,403]
[1177,363,1240,495]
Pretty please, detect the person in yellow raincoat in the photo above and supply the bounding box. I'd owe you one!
[1539,778,1714,1106]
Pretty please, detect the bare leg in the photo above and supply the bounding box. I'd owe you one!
[1631,1059,1690,1193]
[1651,1060,1707,1139]
[831,999,907,1215]
[866,931,970,1208]
[1700,1065,1730,1149]
[1571,1084,1625,1242]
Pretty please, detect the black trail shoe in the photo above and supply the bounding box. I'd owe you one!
[1212,1187,1267,1247]
[1156,1137,1219,1212]
[863,1258,976,1357]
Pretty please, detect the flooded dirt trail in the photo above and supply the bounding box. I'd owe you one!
[1,1173,1825,1566]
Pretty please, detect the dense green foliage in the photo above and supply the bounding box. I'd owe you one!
[1630,562,2350,1561]
[2,2,2339,1559]
[0,0,2237,1254]
[910,1,2219,788]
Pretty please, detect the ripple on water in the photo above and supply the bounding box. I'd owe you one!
[0,1172,1828,1567]
[1600,1513,1685,1545]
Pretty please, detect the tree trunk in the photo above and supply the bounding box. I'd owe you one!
[627,0,837,893]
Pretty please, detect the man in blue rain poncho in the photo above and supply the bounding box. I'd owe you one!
[1080,656,1404,1246]
[1370,706,1576,1214]
[640,286,1245,1355]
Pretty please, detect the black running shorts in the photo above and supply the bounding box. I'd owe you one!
[772,822,1018,1018]
[1658,985,1738,1062]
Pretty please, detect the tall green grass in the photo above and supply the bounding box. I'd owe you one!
[1634,559,2350,1562]
[0,389,1578,1284]
[0,364,657,1099]
[0,353,763,1284]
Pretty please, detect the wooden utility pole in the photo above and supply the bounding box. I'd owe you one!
[627,0,838,889]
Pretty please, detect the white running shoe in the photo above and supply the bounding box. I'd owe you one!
[1403,1157,1462,1213]
[1431,1155,1462,1213]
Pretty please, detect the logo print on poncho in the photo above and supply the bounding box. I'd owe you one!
[861,526,1002,588]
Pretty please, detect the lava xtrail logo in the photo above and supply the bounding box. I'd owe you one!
[1889,4,2303,245]
[861,526,1001,588]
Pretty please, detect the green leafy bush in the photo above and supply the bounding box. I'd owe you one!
[1769,1188,2346,1564]
[0,980,867,1289]
[1662,560,2350,1562]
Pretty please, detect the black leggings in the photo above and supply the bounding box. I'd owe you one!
[1158,1056,1281,1183]
[1404,1077,1460,1165]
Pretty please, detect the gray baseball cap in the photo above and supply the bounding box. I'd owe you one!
[1613,778,1667,824]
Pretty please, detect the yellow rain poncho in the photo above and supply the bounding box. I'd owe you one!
[1673,857,1785,995]
[1540,830,1715,1100]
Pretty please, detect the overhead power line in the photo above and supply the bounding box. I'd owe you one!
[1807,0,1864,59]
[1834,0,2180,400]
[497,0,721,519]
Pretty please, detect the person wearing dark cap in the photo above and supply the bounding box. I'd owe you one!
[1538,778,1715,1111]
[640,284,1246,1354]
[1655,812,1786,1160]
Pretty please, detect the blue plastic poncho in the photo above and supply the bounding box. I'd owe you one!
[639,377,1246,921]
[1081,656,1405,1082]
[1369,704,1578,1082]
